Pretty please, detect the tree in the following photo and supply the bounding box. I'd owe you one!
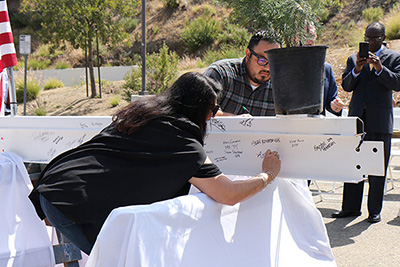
[22,0,140,98]
[220,0,342,47]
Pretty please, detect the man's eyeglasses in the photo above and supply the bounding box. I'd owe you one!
[364,35,384,42]
[249,48,269,66]
[209,103,220,117]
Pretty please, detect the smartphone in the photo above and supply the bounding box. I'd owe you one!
[359,42,369,58]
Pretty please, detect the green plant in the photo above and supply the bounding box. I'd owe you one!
[217,24,251,47]
[146,43,179,94]
[202,44,246,66]
[37,44,51,57]
[123,43,179,96]
[348,21,369,47]
[202,50,221,66]
[120,17,139,32]
[151,25,160,35]
[15,60,25,70]
[22,0,141,98]
[54,61,70,69]
[95,79,108,89]
[43,78,65,90]
[34,106,47,116]
[178,56,203,70]
[15,78,41,103]
[162,0,179,8]
[122,67,142,101]
[386,14,400,40]
[110,96,120,107]
[196,60,206,68]
[220,0,330,47]
[28,58,51,70]
[385,4,400,40]
[362,7,384,23]
[181,14,221,52]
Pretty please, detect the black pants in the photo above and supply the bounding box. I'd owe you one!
[341,132,391,216]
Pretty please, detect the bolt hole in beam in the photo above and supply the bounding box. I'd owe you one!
[372,147,378,153]
[356,164,361,170]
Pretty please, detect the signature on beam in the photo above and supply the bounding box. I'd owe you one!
[210,119,226,132]
[314,138,336,152]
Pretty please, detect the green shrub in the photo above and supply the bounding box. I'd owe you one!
[318,7,330,23]
[95,79,108,89]
[178,56,203,70]
[146,43,179,94]
[43,78,64,90]
[385,12,400,40]
[345,20,368,47]
[120,17,139,32]
[362,7,383,23]
[110,96,120,107]
[202,44,246,66]
[181,14,221,52]
[34,106,47,116]
[54,61,70,69]
[15,60,25,70]
[123,43,179,96]
[202,50,221,66]
[217,24,251,47]
[162,0,179,8]
[28,58,51,70]
[221,44,246,59]
[193,4,216,16]
[196,60,206,68]
[37,44,50,57]
[122,67,142,101]
[10,11,30,28]
[15,78,41,103]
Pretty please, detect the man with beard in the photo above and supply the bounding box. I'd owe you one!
[204,30,281,116]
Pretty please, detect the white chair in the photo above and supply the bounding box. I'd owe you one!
[386,139,400,194]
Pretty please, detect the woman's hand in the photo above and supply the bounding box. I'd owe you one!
[189,150,282,206]
[262,149,281,182]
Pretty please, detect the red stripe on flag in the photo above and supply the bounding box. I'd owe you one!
[0,11,9,23]
[0,32,13,44]
[0,1,17,71]
[0,73,3,114]
[1,53,16,69]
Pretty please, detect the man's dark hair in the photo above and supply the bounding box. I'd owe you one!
[247,30,282,50]
[366,22,386,36]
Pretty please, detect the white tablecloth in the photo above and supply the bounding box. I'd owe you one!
[0,152,54,267]
[87,177,336,267]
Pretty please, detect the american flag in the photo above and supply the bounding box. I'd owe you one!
[0,0,16,115]
[0,0,16,71]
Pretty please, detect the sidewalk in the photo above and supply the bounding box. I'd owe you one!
[311,177,400,266]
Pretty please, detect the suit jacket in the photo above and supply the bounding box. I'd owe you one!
[342,47,400,134]
[323,62,341,116]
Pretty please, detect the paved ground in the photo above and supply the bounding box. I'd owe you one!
[310,168,400,266]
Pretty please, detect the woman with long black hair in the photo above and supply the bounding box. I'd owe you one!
[29,72,281,254]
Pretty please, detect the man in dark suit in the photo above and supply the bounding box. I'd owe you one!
[332,22,400,223]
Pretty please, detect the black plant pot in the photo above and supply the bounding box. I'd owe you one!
[266,46,328,115]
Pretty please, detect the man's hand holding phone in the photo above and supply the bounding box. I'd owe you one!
[355,42,369,73]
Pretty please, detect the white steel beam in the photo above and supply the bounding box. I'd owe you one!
[0,116,384,183]
[0,116,112,163]
[205,116,384,182]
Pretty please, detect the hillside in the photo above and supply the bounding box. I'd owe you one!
[12,0,400,116]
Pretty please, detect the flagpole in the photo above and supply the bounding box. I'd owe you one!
[7,67,17,116]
